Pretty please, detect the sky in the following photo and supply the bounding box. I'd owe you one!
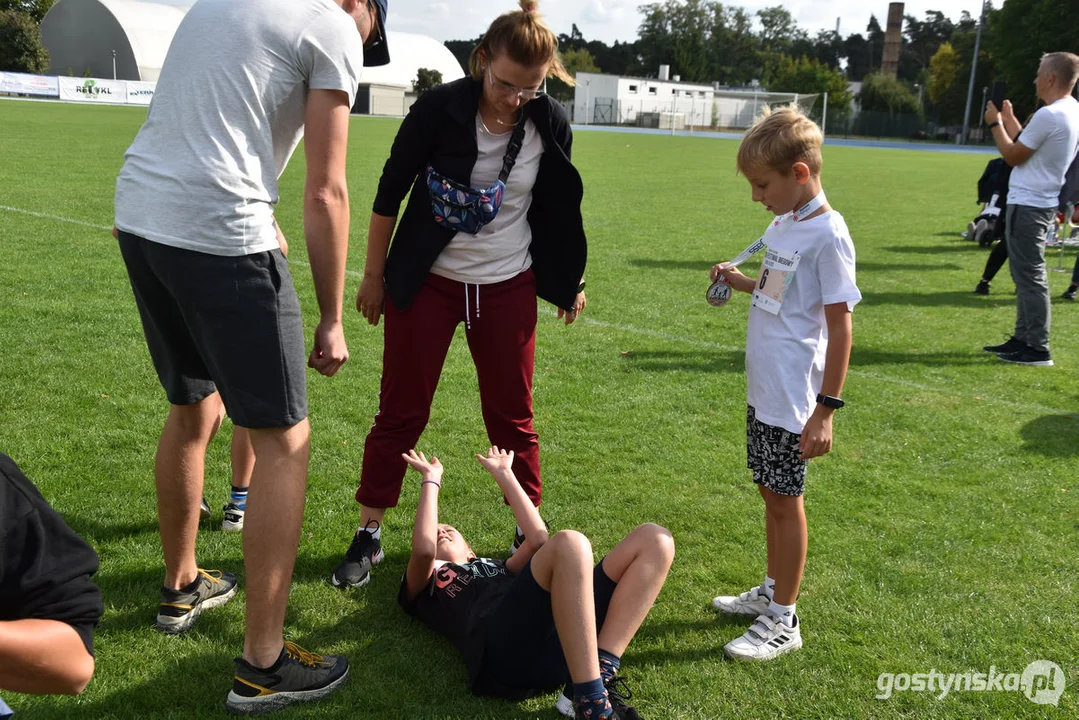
[383,0,986,45]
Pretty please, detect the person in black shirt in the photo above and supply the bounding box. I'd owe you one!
[0,453,104,702]
[398,447,674,720]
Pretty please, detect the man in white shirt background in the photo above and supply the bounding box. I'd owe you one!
[983,51,1079,367]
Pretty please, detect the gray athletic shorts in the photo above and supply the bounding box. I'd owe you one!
[118,231,307,428]
[746,405,807,496]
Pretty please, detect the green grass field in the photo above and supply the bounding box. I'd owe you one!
[1,99,1077,719]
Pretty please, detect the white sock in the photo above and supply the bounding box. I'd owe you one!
[359,523,381,540]
[762,575,776,600]
[516,524,523,536]
[767,600,796,626]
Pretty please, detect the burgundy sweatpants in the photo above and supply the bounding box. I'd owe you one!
[356,270,541,508]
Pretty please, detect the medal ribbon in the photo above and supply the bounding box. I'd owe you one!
[721,190,828,270]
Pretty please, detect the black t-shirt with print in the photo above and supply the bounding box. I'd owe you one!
[398,557,514,688]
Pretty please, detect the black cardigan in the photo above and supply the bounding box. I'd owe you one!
[372,77,587,312]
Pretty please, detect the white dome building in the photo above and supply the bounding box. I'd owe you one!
[42,0,189,81]
[40,0,465,113]
[351,30,466,115]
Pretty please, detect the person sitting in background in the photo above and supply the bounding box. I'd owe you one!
[0,453,104,708]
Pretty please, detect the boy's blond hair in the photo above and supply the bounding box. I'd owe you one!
[736,105,823,177]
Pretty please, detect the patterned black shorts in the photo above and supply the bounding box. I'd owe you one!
[746,405,807,496]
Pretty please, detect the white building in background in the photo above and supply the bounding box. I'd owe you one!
[573,67,823,130]
[42,0,187,81]
[573,70,715,129]
[40,0,464,114]
[350,32,465,116]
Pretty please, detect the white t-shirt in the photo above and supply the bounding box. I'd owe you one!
[114,0,363,256]
[430,114,543,284]
[745,211,861,435]
[1009,96,1079,209]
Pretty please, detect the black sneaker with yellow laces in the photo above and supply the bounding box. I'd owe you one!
[226,641,350,715]
[156,568,238,634]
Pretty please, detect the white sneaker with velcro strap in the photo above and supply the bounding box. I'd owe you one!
[711,585,772,616]
[724,613,802,661]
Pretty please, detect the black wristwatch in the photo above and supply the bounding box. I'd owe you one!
[577,280,586,294]
[816,394,845,409]
[988,121,1002,130]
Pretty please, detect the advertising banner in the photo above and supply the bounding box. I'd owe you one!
[58,76,128,104]
[0,71,60,97]
[125,81,156,105]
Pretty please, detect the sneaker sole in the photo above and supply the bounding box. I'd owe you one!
[711,597,770,616]
[156,584,239,634]
[225,665,350,715]
[997,356,1054,367]
[222,519,244,532]
[724,635,803,662]
[330,547,384,589]
[555,692,574,718]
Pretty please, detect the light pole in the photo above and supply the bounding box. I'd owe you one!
[112,49,117,80]
[583,79,590,126]
[961,0,988,144]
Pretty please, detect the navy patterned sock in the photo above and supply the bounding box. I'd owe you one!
[598,648,621,684]
[229,485,248,509]
[574,678,612,719]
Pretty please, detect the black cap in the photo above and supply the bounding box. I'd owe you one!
[363,0,390,67]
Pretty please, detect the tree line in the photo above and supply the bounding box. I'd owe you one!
[445,0,1075,127]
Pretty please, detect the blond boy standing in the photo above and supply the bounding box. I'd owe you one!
[710,107,861,661]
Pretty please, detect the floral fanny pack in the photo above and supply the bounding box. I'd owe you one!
[426,119,527,235]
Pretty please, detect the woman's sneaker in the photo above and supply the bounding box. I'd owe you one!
[222,502,245,532]
[711,585,771,616]
[200,497,212,520]
[226,641,349,715]
[331,524,384,588]
[156,569,238,634]
[724,612,802,661]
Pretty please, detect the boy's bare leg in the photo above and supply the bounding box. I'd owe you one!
[527,530,599,682]
[241,419,310,668]
[762,488,806,606]
[157,393,224,589]
[231,426,255,490]
[595,523,675,655]
[761,485,777,582]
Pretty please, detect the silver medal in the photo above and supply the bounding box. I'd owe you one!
[706,278,732,307]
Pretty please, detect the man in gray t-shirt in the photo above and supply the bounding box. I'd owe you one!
[113,0,389,711]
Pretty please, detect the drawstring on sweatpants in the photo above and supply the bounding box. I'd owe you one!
[464,284,481,329]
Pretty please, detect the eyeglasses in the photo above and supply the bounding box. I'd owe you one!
[486,67,545,100]
[364,0,382,50]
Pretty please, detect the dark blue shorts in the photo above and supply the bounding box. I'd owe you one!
[118,232,307,428]
[477,558,618,697]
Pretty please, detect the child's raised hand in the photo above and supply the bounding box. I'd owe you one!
[475,446,515,476]
[402,449,443,482]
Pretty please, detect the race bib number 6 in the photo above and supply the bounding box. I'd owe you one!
[751,246,800,315]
